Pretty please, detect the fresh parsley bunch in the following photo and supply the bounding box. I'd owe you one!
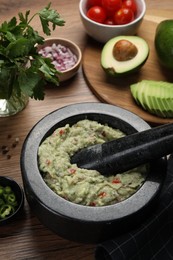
[0,2,65,100]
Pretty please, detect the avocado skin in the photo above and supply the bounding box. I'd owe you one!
[102,58,148,77]
[155,20,173,70]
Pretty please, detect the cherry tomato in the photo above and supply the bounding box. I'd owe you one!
[104,17,115,25]
[102,0,122,16]
[114,7,134,24]
[87,6,107,23]
[122,0,137,14]
[87,0,102,8]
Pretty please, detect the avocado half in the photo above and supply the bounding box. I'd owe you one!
[101,36,149,77]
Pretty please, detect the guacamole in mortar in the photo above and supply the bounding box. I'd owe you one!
[38,119,147,207]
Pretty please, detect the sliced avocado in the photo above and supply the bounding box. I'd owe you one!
[155,20,173,70]
[101,36,149,77]
[130,80,173,118]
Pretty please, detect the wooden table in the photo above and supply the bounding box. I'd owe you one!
[0,1,173,259]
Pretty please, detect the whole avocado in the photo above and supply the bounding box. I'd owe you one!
[155,20,173,70]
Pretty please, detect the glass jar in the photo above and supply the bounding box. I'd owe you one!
[0,88,29,117]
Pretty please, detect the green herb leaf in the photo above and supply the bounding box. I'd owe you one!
[18,69,45,100]
[0,3,65,100]
[6,38,33,58]
[0,17,17,33]
[0,67,16,99]
[38,2,65,35]
[18,10,30,24]
[37,56,60,85]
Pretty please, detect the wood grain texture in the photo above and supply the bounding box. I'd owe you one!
[0,1,173,259]
[83,10,173,125]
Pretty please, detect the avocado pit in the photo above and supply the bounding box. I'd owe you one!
[113,40,138,61]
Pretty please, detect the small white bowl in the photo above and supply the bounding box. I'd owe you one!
[38,38,82,82]
[79,0,146,43]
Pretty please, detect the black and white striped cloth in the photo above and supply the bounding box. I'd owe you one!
[95,154,173,260]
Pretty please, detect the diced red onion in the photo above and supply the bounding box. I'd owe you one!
[38,43,78,72]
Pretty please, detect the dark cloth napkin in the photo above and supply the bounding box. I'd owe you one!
[95,154,173,260]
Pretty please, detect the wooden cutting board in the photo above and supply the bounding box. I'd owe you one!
[82,10,173,125]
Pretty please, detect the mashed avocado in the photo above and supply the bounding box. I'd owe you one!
[38,119,147,207]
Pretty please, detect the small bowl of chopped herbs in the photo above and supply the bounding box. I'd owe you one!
[0,176,24,225]
[37,38,82,82]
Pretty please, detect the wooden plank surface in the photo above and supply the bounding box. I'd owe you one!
[0,1,173,259]
[83,10,173,125]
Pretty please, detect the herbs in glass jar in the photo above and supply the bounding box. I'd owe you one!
[0,2,65,101]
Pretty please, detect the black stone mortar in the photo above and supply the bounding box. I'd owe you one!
[20,103,167,243]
